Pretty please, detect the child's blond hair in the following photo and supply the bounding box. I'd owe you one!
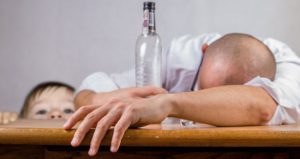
[20,81,75,118]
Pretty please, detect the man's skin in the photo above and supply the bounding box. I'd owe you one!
[64,33,277,156]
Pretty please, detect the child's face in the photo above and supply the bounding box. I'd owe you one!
[26,87,75,120]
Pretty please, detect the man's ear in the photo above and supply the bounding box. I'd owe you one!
[201,43,209,53]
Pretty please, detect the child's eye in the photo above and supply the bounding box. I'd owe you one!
[63,108,74,114]
[35,109,47,115]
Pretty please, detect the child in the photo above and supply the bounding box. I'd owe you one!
[20,81,75,120]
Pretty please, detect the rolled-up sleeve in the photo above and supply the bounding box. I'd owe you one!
[77,69,135,93]
[245,38,300,125]
[77,72,119,93]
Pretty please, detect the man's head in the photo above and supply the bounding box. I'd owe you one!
[198,33,276,89]
[20,81,75,120]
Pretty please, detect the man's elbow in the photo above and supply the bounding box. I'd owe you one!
[253,102,276,125]
[257,109,274,125]
[250,88,277,125]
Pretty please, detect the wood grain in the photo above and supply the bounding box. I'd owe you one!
[1,119,300,147]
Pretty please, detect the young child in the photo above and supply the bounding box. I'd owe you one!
[20,81,75,120]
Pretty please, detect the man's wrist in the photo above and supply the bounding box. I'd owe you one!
[158,93,179,118]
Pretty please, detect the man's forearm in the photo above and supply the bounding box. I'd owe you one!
[166,85,277,126]
[74,87,167,109]
[74,90,96,109]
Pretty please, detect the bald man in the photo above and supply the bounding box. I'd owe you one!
[64,33,300,156]
[199,33,276,89]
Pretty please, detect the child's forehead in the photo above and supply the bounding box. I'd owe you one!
[32,86,73,101]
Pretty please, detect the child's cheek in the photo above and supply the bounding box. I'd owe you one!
[28,113,48,120]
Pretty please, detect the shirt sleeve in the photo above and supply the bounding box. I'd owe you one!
[77,69,135,93]
[245,38,300,125]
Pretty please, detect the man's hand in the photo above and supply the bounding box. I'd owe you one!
[74,86,167,108]
[64,87,171,156]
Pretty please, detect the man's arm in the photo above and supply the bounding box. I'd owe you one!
[74,87,167,109]
[167,85,277,126]
[74,70,136,108]
[74,90,96,109]
[64,85,277,156]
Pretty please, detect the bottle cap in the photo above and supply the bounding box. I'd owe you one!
[143,1,155,10]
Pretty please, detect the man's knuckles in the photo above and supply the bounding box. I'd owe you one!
[96,120,109,129]
[111,105,125,113]
[114,125,125,134]
[85,113,97,121]
[78,105,94,113]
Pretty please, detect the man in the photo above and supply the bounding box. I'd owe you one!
[64,33,300,156]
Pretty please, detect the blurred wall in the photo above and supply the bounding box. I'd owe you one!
[0,0,299,112]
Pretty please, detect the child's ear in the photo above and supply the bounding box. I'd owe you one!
[201,43,209,53]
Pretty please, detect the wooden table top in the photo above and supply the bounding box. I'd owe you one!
[1,119,300,147]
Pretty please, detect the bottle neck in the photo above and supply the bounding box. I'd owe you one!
[142,9,156,35]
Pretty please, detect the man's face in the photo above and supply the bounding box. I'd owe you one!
[198,44,224,89]
[198,55,229,89]
[26,87,75,120]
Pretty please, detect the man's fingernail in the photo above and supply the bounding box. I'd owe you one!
[71,137,79,146]
[63,121,69,128]
[89,148,96,156]
[110,146,117,152]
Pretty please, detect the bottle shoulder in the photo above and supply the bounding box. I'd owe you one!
[137,32,161,39]
[136,33,161,43]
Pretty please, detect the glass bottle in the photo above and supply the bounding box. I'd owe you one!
[135,1,162,87]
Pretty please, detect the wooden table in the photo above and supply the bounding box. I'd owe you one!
[1,119,300,158]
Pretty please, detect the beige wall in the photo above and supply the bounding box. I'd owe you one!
[0,0,299,112]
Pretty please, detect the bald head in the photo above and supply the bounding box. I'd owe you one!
[198,33,276,89]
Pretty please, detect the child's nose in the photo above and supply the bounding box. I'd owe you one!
[48,110,63,119]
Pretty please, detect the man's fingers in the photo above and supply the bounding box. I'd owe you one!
[70,105,110,147]
[70,100,118,147]
[63,105,98,129]
[110,111,133,152]
[131,86,167,97]
[88,110,122,156]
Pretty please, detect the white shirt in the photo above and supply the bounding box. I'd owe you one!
[78,33,300,125]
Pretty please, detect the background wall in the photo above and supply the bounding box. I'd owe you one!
[0,0,299,112]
